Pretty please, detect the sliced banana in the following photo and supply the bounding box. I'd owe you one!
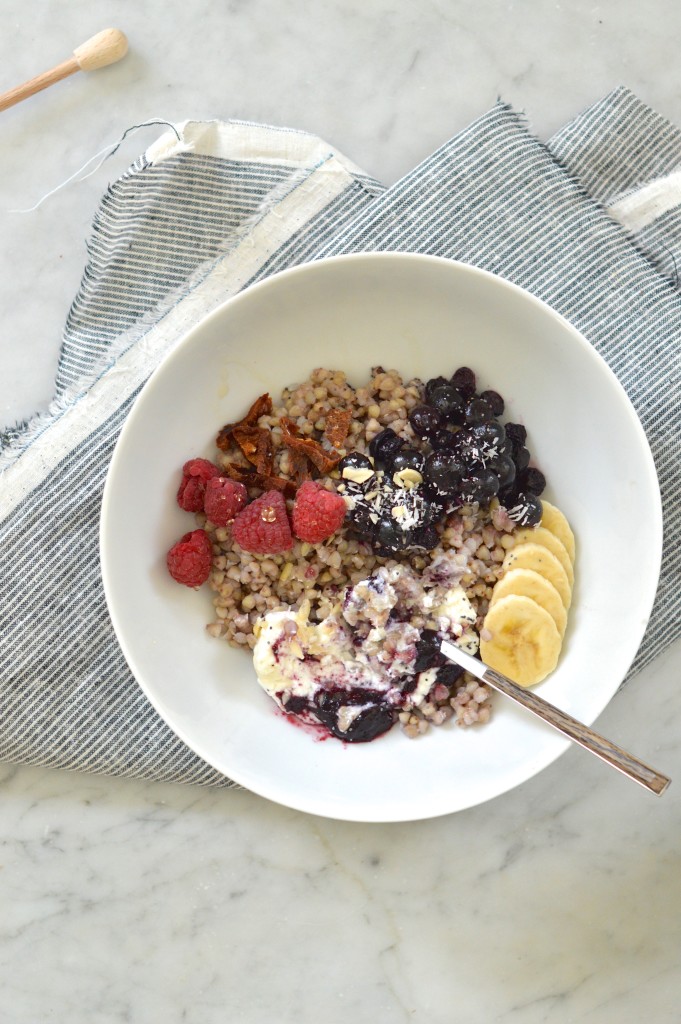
[539,500,576,564]
[486,503,576,688]
[481,594,562,687]
[489,567,567,637]
[502,542,572,609]
[512,526,574,588]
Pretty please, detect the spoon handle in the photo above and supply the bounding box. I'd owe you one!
[440,641,671,796]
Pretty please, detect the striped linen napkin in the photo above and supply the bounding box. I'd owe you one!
[1,86,679,788]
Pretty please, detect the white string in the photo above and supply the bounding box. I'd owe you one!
[7,119,181,214]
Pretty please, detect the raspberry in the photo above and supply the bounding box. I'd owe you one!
[203,477,248,526]
[177,458,220,512]
[232,491,293,554]
[166,529,213,587]
[292,480,347,543]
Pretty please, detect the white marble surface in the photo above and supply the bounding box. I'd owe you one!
[1,1,680,1021]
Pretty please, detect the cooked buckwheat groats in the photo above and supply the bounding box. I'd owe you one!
[166,365,574,742]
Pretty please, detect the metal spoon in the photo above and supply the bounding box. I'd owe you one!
[440,640,671,796]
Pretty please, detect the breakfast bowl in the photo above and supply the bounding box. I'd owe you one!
[100,252,662,821]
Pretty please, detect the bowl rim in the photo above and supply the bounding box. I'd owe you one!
[100,251,663,819]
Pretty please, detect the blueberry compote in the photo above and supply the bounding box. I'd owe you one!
[279,684,398,743]
[281,683,397,743]
[253,559,480,743]
[312,688,396,742]
[338,366,544,554]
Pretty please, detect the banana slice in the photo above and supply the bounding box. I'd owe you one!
[481,594,562,687]
[540,500,576,564]
[512,526,574,588]
[489,567,567,637]
[502,542,572,609]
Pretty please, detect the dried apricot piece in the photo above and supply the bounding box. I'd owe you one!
[280,417,341,475]
[254,428,275,476]
[216,393,273,451]
[289,449,311,485]
[232,426,274,476]
[222,462,296,500]
[323,408,353,449]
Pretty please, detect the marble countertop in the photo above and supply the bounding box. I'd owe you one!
[1,2,680,1021]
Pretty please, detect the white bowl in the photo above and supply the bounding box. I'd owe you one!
[100,253,662,821]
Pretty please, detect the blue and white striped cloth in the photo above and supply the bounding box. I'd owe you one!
[1,87,679,787]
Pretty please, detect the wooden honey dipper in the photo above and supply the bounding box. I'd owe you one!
[0,28,128,113]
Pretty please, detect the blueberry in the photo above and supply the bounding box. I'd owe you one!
[424,499,447,525]
[408,404,444,440]
[391,448,426,477]
[338,451,373,472]
[414,629,446,673]
[347,503,377,537]
[470,421,507,448]
[450,426,473,450]
[428,384,466,424]
[519,467,546,496]
[369,428,403,469]
[462,469,500,503]
[514,446,531,472]
[424,451,466,496]
[498,484,519,508]
[492,453,517,490]
[436,663,464,687]
[451,366,476,397]
[480,389,505,416]
[338,452,375,487]
[452,446,478,472]
[505,422,527,446]
[374,515,407,553]
[495,437,515,459]
[465,397,495,426]
[431,428,459,451]
[507,492,542,527]
[410,523,439,550]
[424,376,449,403]
[458,422,506,469]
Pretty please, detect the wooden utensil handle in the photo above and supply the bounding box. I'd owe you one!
[0,57,79,113]
[0,29,128,113]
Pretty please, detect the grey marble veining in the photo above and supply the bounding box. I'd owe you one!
[2,638,679,1023]
[1,1,680,1020]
